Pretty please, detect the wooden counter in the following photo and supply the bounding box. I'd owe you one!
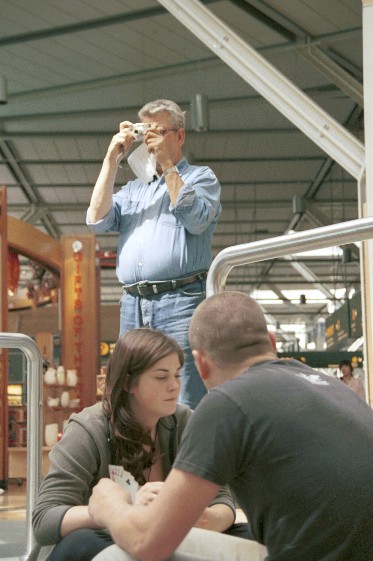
[8,447,52,479]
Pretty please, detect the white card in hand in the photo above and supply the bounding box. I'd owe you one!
[109,465,138,502]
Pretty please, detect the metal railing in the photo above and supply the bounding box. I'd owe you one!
[207,216,373,296]
[0,333,42,561]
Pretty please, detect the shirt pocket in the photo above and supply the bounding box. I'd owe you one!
[118,198,143,233]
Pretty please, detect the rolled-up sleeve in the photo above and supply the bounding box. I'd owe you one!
[86,206,117,232]
[170,167,221,235]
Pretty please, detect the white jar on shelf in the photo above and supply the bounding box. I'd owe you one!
[66,369,78,387]
[45,423,58,446]
[60,391,70,408]
[56,366,65,385]
[44,367,57,385]
[47,396,60,407]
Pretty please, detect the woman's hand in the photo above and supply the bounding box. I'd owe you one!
[193,504,235,532]
[135,481,164,506]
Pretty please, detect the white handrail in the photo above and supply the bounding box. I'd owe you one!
[207,217,373,296]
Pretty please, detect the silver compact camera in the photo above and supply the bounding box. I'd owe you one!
[131,123,152,141]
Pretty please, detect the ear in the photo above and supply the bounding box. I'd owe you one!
[178,128,186,148]
[268,330,277,352]
[192,349,210,380]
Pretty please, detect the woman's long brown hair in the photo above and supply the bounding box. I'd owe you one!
[102,328,184,485]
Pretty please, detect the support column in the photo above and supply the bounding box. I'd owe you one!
[360,0,373,405]
[0,187,8,486]
[60,235,101,409]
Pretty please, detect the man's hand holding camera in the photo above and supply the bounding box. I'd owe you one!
[107,121,173,169]
[142,126,175,173]
[105,118,183,205]
[106,120,137,166]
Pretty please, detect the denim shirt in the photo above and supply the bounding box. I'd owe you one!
[87,157,222,284]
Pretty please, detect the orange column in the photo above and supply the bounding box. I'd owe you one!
[60,235,101,409]
[0,187,9,486]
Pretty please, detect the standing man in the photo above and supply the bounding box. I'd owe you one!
[87,99,221,409]
[89,291,373,561]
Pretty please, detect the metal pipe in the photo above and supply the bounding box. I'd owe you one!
[360,0,373,414]
[207,216,373,297]
[0,333,42,561]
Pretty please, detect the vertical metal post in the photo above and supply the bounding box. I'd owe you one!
[360,0,373,405]
[0,188,9,487]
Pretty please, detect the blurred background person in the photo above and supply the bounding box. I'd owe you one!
[338,359,366,400]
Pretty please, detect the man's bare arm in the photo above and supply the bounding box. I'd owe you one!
[88,469,220,561]
[88,121,135,223]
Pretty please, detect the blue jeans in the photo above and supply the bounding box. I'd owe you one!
[120,279,207,409]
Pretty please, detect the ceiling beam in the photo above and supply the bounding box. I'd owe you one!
[0,4,213,47]
[297,45,363,107]
[0,140,60,237]
[0,155,325,166]
[0,140,39,204]
[231,0,363,105]
[284,256,336,299]
[1,82,344,121]
[0,124,364,140]
[157,0,365,180]
[228,0,297,41]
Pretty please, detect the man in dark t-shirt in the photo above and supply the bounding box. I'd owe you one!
[89,292,373,561]
[175,359,373,560]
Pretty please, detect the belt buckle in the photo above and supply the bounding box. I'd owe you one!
[137,281,149,296]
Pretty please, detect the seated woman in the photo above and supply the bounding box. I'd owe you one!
[32,328,242,561]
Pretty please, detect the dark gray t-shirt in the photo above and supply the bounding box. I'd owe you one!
[174,360,373,560]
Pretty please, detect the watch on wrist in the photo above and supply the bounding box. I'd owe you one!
[163,165,179,176]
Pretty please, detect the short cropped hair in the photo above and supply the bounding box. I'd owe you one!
[189,291,273,367]
[138,99,186,129]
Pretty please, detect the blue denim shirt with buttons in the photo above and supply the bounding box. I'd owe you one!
[87,157,221,284]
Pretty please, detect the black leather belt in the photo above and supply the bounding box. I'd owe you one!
[123,271,208,296]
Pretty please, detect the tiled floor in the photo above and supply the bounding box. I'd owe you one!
[0,481,26,521]
[0,482,27,560]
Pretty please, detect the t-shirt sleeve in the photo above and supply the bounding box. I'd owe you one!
[173,390,247,486]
